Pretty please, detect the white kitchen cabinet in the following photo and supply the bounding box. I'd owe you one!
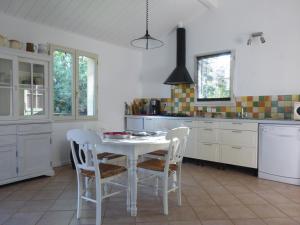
[18,134,51,176]
[184,127,198,158]
[0,121,54,185]
[126,117,144,131]
[220,145,257,168]
[125,116,259,168]
[0,146,17,180]
[198,143,220,162]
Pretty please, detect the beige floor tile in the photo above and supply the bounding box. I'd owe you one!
[0,201,26,213]
[275,203,300,217]
[136,209,168,223]
[210,194,243,206]
[32,190,63,200]
[224,185,251,195]
[235,193,268,205]
[263,218,300,225]
[232,218,266,225]
[194,206,228,220]
[50,199,77,211]
[0,191,13,200]
[18,200,55,212]
[258,192,293,204]
[201,219,234,225]
[187,195,217,206]
[5,191,37,201]
[36,211,74,225]
[293,217,300,223]
[0,211,14,224]
[169,221,202,225]
[136,223,168,225]
[167,206,199,222]
[221,205,257,219]
[3,212,43,225]
[247,204,287,218]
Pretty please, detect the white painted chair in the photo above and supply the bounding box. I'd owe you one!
[137,127,190,215]
[67,129,129,225]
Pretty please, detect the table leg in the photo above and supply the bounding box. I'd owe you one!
[129,157,137,216]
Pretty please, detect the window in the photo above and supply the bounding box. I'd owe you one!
[196,51,234,102]
[52,46,97,120]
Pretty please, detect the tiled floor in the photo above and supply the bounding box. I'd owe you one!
[1,163,300,225]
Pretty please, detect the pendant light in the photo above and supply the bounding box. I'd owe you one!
[130,0,164,50]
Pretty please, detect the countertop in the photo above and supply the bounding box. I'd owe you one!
[124,115,300,125]
[0,119,52,125]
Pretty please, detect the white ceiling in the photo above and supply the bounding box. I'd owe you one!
[0,0,214,48]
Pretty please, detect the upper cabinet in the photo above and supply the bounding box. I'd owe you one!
[0,47,51,120]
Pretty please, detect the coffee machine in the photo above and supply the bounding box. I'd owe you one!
[149,99,160,115]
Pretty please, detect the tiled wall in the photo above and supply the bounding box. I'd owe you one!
[157,84,298,120]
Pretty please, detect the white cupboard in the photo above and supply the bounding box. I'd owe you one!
[125,116,259,169]
[0,121,54,185]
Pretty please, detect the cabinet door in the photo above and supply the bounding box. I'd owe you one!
[0,55,14,117]
[18,133,51,176]
[0,146,17,180]
[144,118,156,131]
[198,143,220,162]
[126,117,143,131]
[184,128,197,158]
[18,60,48,118]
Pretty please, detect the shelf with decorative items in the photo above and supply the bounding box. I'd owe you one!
[0,46,51,120]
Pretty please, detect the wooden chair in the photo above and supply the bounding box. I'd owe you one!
[67,129,129,225]
[137,127,189,215]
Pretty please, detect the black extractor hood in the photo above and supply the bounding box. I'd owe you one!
[164,27,194,85]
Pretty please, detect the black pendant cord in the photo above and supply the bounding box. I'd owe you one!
[146,0,149,34]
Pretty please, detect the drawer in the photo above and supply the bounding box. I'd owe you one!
[178,120,195,128]
[219,130,257,147]
[220,145,257,168]
[0,125,17,135]
[18,123,52,134]
[198,120,219,129]
[197,143,220,162]
[219,121,258,131]
[0,135,16,147]
[198,128,218,143]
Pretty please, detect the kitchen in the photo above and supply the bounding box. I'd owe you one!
[1,0,300,225]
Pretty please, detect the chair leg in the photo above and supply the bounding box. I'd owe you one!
[126,172,131,212]
[172,172,177,191]
[163,176,168,215]
[77,174,83,219]
[154,176,159,196]
[176,167,182,206]
[95,181,102,225]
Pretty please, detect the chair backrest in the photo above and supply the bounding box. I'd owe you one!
[165,127,190,166]
[66,129,101,173]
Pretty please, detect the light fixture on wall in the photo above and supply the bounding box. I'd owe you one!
[130,0,164,50]
[247,32,266,46]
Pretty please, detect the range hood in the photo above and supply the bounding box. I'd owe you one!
[164,27,194,85]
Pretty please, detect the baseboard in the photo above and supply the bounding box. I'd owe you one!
[52,160,71,168]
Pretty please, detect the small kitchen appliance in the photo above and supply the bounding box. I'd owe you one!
[294,102,300,120]
[149,99,160,115]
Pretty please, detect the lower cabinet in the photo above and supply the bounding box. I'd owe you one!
[18,134,52,176]
[185,128,197,158]
[0,122,54,185]
[220,145,257,168]
[0,146,17,180]
[198,143,220,162]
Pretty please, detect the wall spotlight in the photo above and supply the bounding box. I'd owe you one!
[247,32,266,46]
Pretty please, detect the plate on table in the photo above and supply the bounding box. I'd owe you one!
[103,132,131,139]
[131,131,159,137]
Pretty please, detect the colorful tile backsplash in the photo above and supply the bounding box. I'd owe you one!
[156,84,298,120]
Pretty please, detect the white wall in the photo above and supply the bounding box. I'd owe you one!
[140,0,300,97]
[0,13,143,166]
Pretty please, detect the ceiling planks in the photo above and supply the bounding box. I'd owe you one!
[0,0,210,48]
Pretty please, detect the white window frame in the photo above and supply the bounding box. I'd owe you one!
[50,45,98,121]
[194,50,236,106]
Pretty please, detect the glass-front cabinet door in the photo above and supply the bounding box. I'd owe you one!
[0,56,13,117]
[18,59,48,117]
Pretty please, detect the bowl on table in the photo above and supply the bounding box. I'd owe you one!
[103,132,131,139]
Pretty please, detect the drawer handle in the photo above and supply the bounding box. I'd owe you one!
[232,130,242,133]
[231,146,242,149]
[204,128,213,131]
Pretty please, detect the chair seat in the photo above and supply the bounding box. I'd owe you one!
[81,163,127,179]
[147,149,168,157]
[137,159,177,173]
[97,152,124,160]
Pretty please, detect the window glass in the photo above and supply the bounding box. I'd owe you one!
[197,52,232,101]
[78,55,96,117]
[53,50,73,116]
